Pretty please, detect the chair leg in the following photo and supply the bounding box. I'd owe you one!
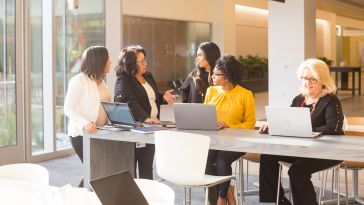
[246,160,249,189]
[183,187,187,205]
[276,164,283,205]
[239,159,245,203]
[205,187,209,205]
[188,187,192,205]
[344,166,348,205]
[319,170,325,205]
[331,169,335,199]
[337,168,340,205]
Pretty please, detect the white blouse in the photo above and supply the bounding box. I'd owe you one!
[141,82,158,118]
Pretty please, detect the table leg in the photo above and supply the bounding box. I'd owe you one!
[352,71,355,96]
[335,71,339,94]
[359,69,362,95]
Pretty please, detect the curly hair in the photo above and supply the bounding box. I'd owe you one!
[115,45,146,77]
[214,55,243,86]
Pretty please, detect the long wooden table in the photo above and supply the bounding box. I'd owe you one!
[83,128,364,190]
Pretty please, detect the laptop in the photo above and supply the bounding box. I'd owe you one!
[101,102,167,133]
[265,106,322,138]
[173,103,218,130]
[90,171,149,205]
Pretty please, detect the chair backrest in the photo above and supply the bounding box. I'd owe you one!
[134,178,175,205]
[0,163,49,185]
[347,117,364,125]
[155,130,210,186]
[345,117,364,137]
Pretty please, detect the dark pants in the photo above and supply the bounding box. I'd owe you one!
[259,154,342,205]
[135,144,155,180]
[70,136,84,187]
[206,150,245,198]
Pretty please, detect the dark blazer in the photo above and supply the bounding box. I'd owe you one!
[114,72,166,122]
[290,94,344,135]
[180,68,209,103]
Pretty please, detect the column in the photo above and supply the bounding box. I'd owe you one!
[268,0,316,106]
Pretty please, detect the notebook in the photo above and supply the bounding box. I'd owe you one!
[90,171,149,205]
[173,103,219,130]
[101,102,167,133]
[265,106,322,138]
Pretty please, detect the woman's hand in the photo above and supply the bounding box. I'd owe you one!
[163,89,176,104]
[144,117,160,124]
[84,122,97,133]
[217,121,229,129]
[259,124,269,134]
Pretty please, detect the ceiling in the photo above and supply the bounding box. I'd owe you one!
[317,0,364,21]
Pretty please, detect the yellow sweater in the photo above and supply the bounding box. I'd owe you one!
[204,85,256,129]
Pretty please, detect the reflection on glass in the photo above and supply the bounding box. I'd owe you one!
[123,16,211,91]
[55,0,105,149]
[0,0,17,148]
[30,0,44,153]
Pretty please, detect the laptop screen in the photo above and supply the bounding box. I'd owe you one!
[90,171,149,205]
[101,102,137,127]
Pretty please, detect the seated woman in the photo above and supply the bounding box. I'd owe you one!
[64,46,112,187]
[114,45,175,179]
[259,58,344,205]
[204,55,256,205]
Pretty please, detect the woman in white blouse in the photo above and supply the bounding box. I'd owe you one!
[114,45,175,179]
[64,46,111,186]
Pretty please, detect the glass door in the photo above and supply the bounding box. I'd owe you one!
[0,0,24,164]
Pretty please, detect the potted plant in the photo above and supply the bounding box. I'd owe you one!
[238,55,268,92]
[317,56,333,66]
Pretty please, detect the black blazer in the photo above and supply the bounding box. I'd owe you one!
[291,94,344,135]
[180,68,209,103]
[114,72,166,122]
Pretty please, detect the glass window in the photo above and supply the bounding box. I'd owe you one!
[123,16,211,91]
[55,0,105,149]
[0,0,16,148]
[29,0,44,153]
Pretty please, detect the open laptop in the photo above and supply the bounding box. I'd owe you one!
[90,171,149,205]
[101,102,167,133]
[173,103,218,130]
[265,106,322,138]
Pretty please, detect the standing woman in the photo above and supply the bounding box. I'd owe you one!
[205,55,256,205]
[181,42,221,103]
[114,45,175,179]
[64,46,112,187]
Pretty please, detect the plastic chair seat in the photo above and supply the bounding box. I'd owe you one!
[342,161,364,169]
[243,153,260,163]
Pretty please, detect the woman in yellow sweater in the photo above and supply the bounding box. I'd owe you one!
[205,55,256,205]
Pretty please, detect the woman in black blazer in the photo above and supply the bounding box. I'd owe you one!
[114,45,175,179]
[181,42,221,103]
[259,59,344,205]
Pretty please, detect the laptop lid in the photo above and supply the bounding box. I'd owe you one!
[173,103,218,130]
[265,106,319,138]
[101,102,137,127]
[90,171,149,205]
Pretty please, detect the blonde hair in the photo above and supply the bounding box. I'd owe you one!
[297,58,336,96]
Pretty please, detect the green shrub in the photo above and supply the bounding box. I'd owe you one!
[238,55,268,80]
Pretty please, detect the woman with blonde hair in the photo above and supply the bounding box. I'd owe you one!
[259,58,344,205]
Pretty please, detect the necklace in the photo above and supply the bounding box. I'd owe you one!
[300,97,319,115]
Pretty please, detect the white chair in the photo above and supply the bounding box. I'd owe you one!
[155,130,241,205]
[0,163,49,185]
[135,178,175,205]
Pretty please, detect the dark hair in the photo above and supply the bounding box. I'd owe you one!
[115,45,146,77]
[215,55,243,86]
[80,46,109,83]
[192,42,221,93]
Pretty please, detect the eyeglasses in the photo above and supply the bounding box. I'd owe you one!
[136,59,147,65]
[212,73,225,77]
[301,76,318,84]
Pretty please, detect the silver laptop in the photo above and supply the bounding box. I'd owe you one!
[173,103,218,130]
[265,106,322,138]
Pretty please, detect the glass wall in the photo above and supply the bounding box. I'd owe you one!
[123,16,211,91]
[29,0,44,152]
[0,0,16,148]
[55,0,105,149]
